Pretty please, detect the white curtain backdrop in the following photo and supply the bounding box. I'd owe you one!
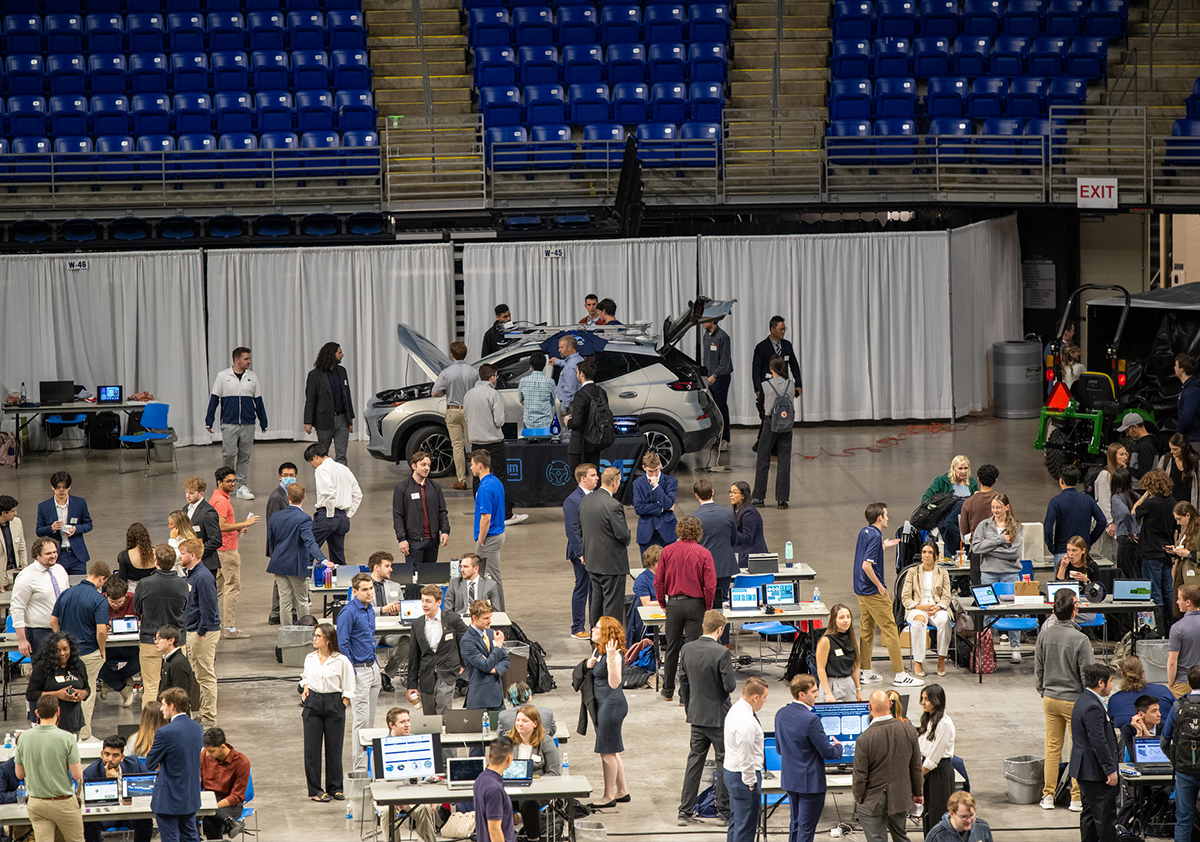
[461,237,697,357]
[0,251,210,446]
[701,232,953,423]
[205,244,455,442]
[948,214,1023,416]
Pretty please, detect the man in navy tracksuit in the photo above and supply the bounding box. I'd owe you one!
[205,347,267,500]
[1176,353,1200,446]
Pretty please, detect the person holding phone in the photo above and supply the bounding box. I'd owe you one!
[26,631,89,733]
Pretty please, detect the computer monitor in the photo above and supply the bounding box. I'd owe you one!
[1114,579,1152,602]
[120,773,156,801]
[399,600,422,621]
[97,385,122,404]
[1046,581,1080,604]
[83,779,120,806]
[764,582,795,606]
[1134,737,1170,765]
[38,380,75,406]
[729,587,759,611]
[971,584,999,608]
[372,733,443,781]
[813,702,872,765]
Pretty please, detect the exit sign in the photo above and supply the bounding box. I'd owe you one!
[1076,177,1118,209]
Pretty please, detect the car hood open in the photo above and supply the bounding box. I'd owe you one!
[396,323,453,381]
[658,297,737,352]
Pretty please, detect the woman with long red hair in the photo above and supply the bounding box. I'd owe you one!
[589,616,629,809]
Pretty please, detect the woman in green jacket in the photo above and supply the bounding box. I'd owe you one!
[922,455,980,502]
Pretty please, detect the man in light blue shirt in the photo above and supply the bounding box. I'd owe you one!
[550,336,584,418]
[517,353,556,429]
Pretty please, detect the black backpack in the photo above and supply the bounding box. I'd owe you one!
[1172,697,1200,776]
[765,379,794,433]
[505,621,557,693]
[584,386,616,450]
[86,412,120,450]
[910,492,958,531]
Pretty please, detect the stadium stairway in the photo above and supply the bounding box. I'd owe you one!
[366,0,471,121]
[730,0,831,117]
[1113,5,1200,137]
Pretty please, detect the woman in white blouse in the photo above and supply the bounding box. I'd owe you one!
[300,622,355,803]
[917,684,956,836]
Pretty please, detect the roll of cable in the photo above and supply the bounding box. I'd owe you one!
[1085,581,1107,603]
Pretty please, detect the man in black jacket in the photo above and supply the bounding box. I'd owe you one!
[750,316,803,422]
[406,584,468,716]
[303,342,355,466]
[678,610,736,827]
[183,476,223,574]
[566,361,606,473]
[265,462,299,626]
[392,451,450,567]
[481,304,512,358]
[1070,663,1119,842]
[133,545,190,709]
[156,624,197,707]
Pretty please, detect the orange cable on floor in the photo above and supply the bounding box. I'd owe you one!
[793,414,1003,461]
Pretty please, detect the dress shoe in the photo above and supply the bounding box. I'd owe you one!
[751,498,765,507]
[588,800,618,810]
[380,674,395,693]
[777,502,788,510]
[615,795,630,803]
[453,481,468,490]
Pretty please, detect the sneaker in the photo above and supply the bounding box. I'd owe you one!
[236,486,255,500]
[223,627,249,640]
[119,685,135,707]
[227,818,246,838]
[504,513,529,526]
[716,816,730,827]
[1011,650,1022,663]
[719,441,731,452]
[998,633,1009,642]
[1069,801,1083,813]
[268,616,281,626]
[99,684,109,702]
[677,816,694,827]
[571,631,591,640]
[860,669,883,684]
[893,672,924,687]
[1039,795,1055,810]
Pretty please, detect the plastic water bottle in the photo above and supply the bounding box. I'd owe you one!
[19,383,26,402]
[785,541,793,561]
[562,751,569,776]
[482,711,491,737]
[344,803,353,830]
[812,587,821,605]
[16,783,25,807]
[550,412,561,440]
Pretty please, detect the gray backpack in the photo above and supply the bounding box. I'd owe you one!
[766,379,794,433]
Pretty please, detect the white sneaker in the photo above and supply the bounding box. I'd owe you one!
[1039,795,1055,810]
[860,669,883,684]
[893,672,923,687]
[999,633,1009,642]
[119,685,135,707]
[1011,650,1022,663]
[503,513,529,526]
[1069,801,1083,813]
[236,486,255,500]
[719,441,731,451]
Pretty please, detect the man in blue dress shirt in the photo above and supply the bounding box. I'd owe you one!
[775,675,843,842]
[550,335,585,420]
[339,572,379,776]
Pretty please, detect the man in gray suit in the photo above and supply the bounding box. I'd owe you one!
[852,690,924,842]
[445,553,500,616]
[579,466,632,626]
[692,478,737,644]
[678,610,736,827]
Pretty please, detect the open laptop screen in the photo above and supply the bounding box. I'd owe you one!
[1134,738,1170,765]
[764,582,794,605]
[1046,581,1080,604]
[1114,579,1152,601]
[83,779,120,806]
[729,588,758,611]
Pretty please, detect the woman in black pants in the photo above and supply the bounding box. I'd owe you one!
[1133,468,1178,630]
[752,355,795,509]
[917,684,956,836]
[300,622,355,802]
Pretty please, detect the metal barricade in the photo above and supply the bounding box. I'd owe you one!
[384,115,487,210]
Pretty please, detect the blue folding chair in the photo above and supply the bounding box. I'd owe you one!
[118,402,175,476]
[44,413,89,456]
[990,581,1038,662]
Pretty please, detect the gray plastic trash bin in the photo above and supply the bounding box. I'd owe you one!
[993,340,1043,419]
[575,820,608,842]
[1137,639,1170,684]
[1004,755,1044,804]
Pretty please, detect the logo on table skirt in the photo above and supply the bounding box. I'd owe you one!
[546,460,571,486]
[599,458,635,483]
[506,459,523,482]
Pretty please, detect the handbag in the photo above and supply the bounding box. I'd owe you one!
[970,629,996,674]
[440,811,476,840]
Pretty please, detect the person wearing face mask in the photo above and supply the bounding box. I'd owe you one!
[265,463,299,626]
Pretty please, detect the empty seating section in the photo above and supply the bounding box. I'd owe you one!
[469,0,732,169]
[0,2,375,178]
[827,0,1126,153]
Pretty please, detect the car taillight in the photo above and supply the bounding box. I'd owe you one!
[697,413,709,421]
[1117,359,1126,387]
[668,380,698,391]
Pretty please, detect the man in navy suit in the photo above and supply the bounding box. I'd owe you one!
[460,599,509,711]
[775,674,843,842]
[266,482,329,625]
[147,686,205,842]
[691,478,737,643]
[1070,663,1119,842]
[632,452,678,554]
[563,463,597,639]
[35,471,91,575]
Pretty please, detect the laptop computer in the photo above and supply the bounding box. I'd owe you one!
[399,600,422,624]
[764,581,797,608]
[1133,737,1173,774]
[1047,581,1081,605]
[971,584,1000,608]
[1114,579,1153,602]
[415,562,452,584]
[409,714,442,735]
[111,617,139,635]
[82,778,120,808]
[729,587,760,612]
[39,380,75,407]
[120,773,156,805]
[389,561,415,584]
[97,385,123,404]
[444,708,485,734]
[502,758,534,787]
[446,757,485,790]
[747,553,780,574]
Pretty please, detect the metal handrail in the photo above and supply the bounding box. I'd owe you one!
[411,0,434,122]
[1106,47,1138,106]
[1148,0,1181,89]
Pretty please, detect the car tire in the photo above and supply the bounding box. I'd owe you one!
[404,424,456,478]
[641,423,683,474]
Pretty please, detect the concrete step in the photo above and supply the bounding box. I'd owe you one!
[1128,22,1200,36]
[729,90,828,107]
[734,12,832,27]
[1114,63,1200,79]
[374,73,471,90]
[734,26,831,39]
[374,61,466,77]
[734,40,829,58]
[366,7,461,26]
[368,33,468,48]
[730,66,830,81]
[369,20,461,37]
[363,0,460,10]
[370,46,466,64]
[1125,33,1200,50]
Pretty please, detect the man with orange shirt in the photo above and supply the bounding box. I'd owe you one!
[210,467,260,640]
[200,727,250,840]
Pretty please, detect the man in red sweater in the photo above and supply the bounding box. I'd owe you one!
[655,516,717,703]
[200,728,250,840]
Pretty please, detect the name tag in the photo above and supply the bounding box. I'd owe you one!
[833,648,844,657]
[710,344,718,352]
[532,754,542,764]
[70,518,78,524]
[784,355,790,362]
[193,526,201,533]
[55,675,69,684]
[1189,570,1196,577]
[444,632,455,642]
[411,493,421,500]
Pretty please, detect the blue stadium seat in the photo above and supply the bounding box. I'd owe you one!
[524,83,566,125]
[253,51,290,90]
[645,4,685,43]
[967,76,1006,117]
[130,52,169,93]
[1046,0,1085,35]
[469,9,511,47]
[582,122,625,164]
[214,91,253,133]
[8,96,46,138]
[963,0,1003,35]
[165,0,202,11]
[928,116,972,163]
[990,35,1030,75]
[137,134,175,174]
[650,82,687,123]
[679,121,719,165]
[1066,36,1106,77]
[50,95,90,136]
[878,0,917,38]
[601,6,642,45]
[89,53,127,94]
[167,12,205,52]
[479,85,522,127]
[1046,75,1087,107]
[11,138,52,182]
[127,13,165,52]
[952,36,991,77]
[6,56,44,97]
[827,119,871,166]
[636,122,678,166]
[529,123,573,168]
[53,136,94,179]
[288,11,324,50]
[873,37,911,76]
[1003,0,1045,35]
[171,52,209,92]
[212,51,249,91]
[977,117,1023,165]
[919,0,959,36]
[688,4,730,43]
[1086,0,1125,36]
[332,50,371,89]
[518,46,557,85]
[913,36,952,76]
[557,7,598,45]
[209,13,245,52]
[475,46,516,87]
[95,135,135,177]
[1007,75,1046,117]
[132,93,172,135]
[1188,79,1200,120]
[336,89,374,130]
[607,43,646,84]
[833,1,873,39]
[46,14,85,53]
[293,50,330,90]
[48,55,87,96]
[514,7,554,46]
[873,118,917,164]
[876,76,917,117]
[91,94,130,136]
[341,130,379,172]
[248,11,286,51]
[1167,119,1200,167]
[926,75,969,116]
[613,82,649,123]
[569,83,610,124]
[689,82,723,122]
[1024,117,1066,162]
[1030,35,1069,76]
[327,10,366,50]
[5,15,43,55]
[648,43,687,85]
[832,40,872,78]
[689,43,727,82]
[174,92,213,134]
[563,44,604,85]
[178,133,217,175]
[255,91,294,131]
[485,125,528,171]
[301,131,339,175]
[829,78,872,120]
[258,131,297,175]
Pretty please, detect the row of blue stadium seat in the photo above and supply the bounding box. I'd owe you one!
[832,35,1106,78]
[468,5,730,46]
[833,0,1125,38]
[465,0,723,7]
[1,11,365,53]
[484,121,717,167]
[0,49,371,96]
[0,129,376,153]
[474,42,726,87]
[2,1,363,12]
[827,116,1064,165]
[830,75,1085,119]
[480,80,721,125]
[1,90,374,136]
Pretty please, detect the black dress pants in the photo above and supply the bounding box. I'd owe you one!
[662,596,706,698]
[589,572,625,627]
[1079,778,1118,842]
[679,724,729,819]
[302,690,346,797]
[752,425,792,505]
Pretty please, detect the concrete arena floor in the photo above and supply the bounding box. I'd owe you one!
[1,416,1099,841]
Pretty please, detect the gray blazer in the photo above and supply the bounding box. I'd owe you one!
[515,734,561,777]
[579,488,632,576]
[678,635,735,729]
[692,502,738,579]
[445,575,500,615]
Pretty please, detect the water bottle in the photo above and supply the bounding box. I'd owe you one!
[482,711,491,737]
[323,567,332,590]
[16,783,25,808]
[562,751,569,777]
[344,803,353,830]
[784,541,793,561]
[812,587,821,605]
[550,412,561,441]
[19,383,26,402]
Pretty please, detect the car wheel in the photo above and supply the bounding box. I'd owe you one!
[641,423,683,473]
[404,425,455,478]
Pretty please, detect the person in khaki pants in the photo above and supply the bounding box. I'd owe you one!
[431,341,477,491]
[179,538,222,727]
[209,467,260,640]
[1167,585,1200,698]
[134,544,190,710]
[852,503,923,689]
[15,695,84,842]
[1034,587,1093,811]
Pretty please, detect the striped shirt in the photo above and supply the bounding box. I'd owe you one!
[517,371,556,428]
